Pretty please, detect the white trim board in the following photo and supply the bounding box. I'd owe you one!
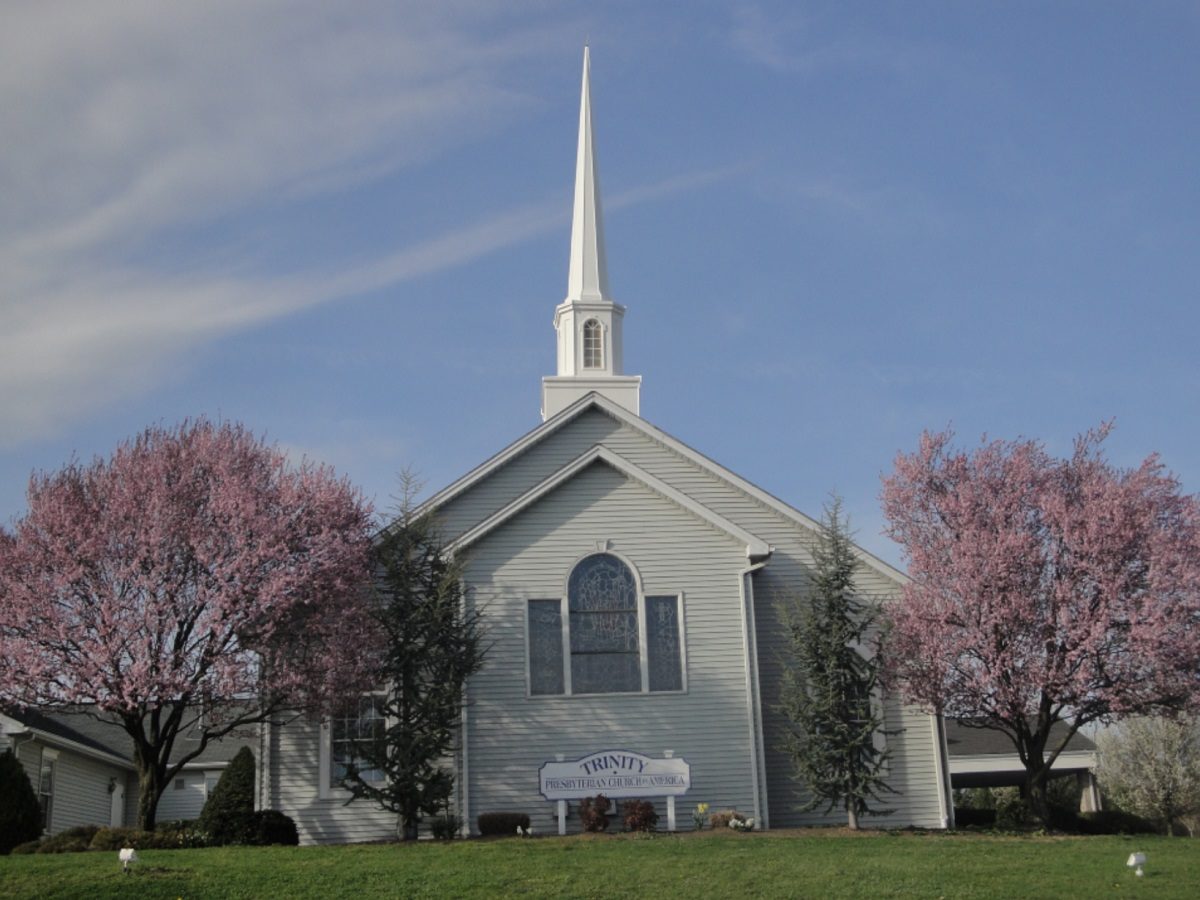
[446,444,771,560]
[419,392,904,584]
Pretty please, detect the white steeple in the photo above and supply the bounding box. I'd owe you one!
[566,46,610,303]
[541,47,641,421]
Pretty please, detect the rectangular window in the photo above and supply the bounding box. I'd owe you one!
[174,778,186,790]
[526,591,684,696]
[570,601,640,694]
[329,695,386,788]
[646,596,683,692]
[528,599,565,695]
[38,753,55,833]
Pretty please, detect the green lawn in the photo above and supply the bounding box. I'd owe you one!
[1,830,1193,899]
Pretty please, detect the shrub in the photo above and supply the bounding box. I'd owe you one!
[37,825,100,853]
[156,820,209,849]
[0,749,42,855]
[477,811,531,837]
[728,812,755,831]
[197,747,256,845]
[992,788,1030,830]
[709,810,736,830]
[953,807,997,828]
[10,840,42,855]
[1077,808,1159,835]
[621,799,658,833]
[430,814,461,840]
[251,810,299,846]
[95,827,185,850]
[579,795,611,833]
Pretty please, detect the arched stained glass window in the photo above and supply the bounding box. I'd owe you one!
[583,319,604,369]
[568,553,640,693]
[527,552,684,696]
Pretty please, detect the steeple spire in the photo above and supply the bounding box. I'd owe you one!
[541,48,641,422]
[566,46,610,303]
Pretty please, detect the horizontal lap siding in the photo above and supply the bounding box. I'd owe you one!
[28,745,127,834]
[464,462,757,834]
[269,718,397,844]
[439,409,945,828]
[157,773,208,822]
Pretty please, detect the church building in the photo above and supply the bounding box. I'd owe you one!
[259,49,955,841]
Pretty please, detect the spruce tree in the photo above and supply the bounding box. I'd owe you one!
[339,473,487,840]
[778,496,894,829]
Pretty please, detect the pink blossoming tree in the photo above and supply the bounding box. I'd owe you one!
[882,424,1200,824]
[0,420,379,830]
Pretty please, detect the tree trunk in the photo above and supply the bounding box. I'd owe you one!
[136,768,161,832]
[399,814,419,841]
[847,804,859,831]
[1024,766,1051,828]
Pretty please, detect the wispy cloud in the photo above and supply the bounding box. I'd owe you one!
[0,2,741,447]
[728,1,939,77]
[0,2,564,445]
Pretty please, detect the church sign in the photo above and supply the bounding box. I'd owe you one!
[539,750,690,801]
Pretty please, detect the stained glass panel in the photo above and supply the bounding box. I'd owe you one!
[646,595,682,691]
[529,599,565,695]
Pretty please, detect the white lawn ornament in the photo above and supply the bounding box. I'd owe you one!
[119,847,138,874]
[1126,852,1146,877]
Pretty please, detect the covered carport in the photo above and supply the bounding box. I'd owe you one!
[945,719,1101,812]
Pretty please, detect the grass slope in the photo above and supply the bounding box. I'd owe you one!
[1,830,1193,899]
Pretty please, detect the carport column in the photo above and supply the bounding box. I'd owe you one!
[664,750,676,832]
[556,754,567,835]
[1078,771,1102,813]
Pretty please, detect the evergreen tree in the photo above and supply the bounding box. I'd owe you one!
[339,474,487,841]
[197,746,256,843]
[0,748,41,853]
[778,496,894,829]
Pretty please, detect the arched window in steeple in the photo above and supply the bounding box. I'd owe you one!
[582,319,604,369]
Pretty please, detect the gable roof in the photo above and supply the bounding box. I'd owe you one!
[944,719,1096,757]
[446,444,772,559]
[3,706,253,768]
[2,707,133,769]
[421,392,907,583]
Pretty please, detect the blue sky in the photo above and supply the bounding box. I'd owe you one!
[2,1,1196,567]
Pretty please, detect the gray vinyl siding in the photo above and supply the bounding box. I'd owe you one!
[463,462,758,834]
[46,751,128,833]
[267,717,398,844]
[157,770,213,822]
[11,740,130,834]
[436,406,947,829]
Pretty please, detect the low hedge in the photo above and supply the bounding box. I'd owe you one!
[477,812,530,837]
[36,826,100,854]
[954,808,997,828]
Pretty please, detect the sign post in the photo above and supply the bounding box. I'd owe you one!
[539,750,691,832]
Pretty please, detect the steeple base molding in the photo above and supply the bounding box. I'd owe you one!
[541,377,641,421]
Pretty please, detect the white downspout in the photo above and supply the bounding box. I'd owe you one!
[739,558,770,828]
[930,712,953,829]
[460,699,471,837]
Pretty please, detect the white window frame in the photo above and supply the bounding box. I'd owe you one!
[524,550,688,698]
[38,748,58,834]
[318,693,388,800]
[582,319,605,369]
